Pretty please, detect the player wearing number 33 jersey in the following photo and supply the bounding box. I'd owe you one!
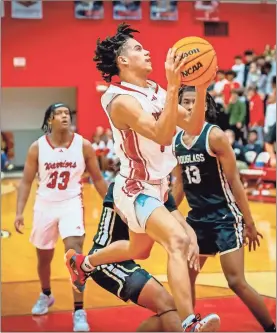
[14,103,108,331]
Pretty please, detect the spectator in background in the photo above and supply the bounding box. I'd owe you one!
[264,102,276,134]
[263,62,276,98]
[225,129,247,170]
[226,89,246,143]
[264,123,276,168]
[1,134,14,172]
[256,55,266,71]
[210,70,229,130]
[247,86,265,143]
[267,75,276,105]
[246,62,261,89]
[210,70,228,105]
[232,55,245,86]
[222,70,240,108]
[243,130,263,165]
[243,50,255,86]
[105,128,115,160]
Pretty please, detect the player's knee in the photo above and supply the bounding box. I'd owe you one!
[166,232,190,255]
[226,274,247,292]
[155,291,176,314]
[133,250,151,260]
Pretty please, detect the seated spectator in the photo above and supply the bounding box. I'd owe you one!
[226,89,246,143]
[225,129,247,170]
[243,130,263,165]
[232,55,245,86]
[247,86,265,143]
[264,123,276,168]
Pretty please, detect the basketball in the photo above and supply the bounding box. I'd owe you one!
[172,36,217,86]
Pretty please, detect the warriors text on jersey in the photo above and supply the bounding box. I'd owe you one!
[101,80,177,181]
[173,122,242,224]
[36,133,85,203]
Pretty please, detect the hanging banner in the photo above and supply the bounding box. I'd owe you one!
[150,1,178,21]
[11,1,43,19]
[194,0,219,21]
[74,1,104,20]
[113,1,142,20]
[1,1,4,18]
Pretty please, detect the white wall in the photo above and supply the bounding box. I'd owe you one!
[1,87,76,130]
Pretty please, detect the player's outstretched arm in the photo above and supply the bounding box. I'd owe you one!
[209,127,263,251]
[83,139,108,199]
[15,141,38,233]
[109,48,185,146]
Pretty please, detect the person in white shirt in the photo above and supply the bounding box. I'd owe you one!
[232,55,245,86]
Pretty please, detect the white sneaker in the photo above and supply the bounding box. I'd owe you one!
[183,313,220,332]
[31,292,55,315]
[73,309,90,332]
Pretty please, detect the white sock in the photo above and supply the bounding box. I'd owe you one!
[182,314,196,329]
[81,256,94,272]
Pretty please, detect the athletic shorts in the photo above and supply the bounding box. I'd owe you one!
[113,174,169,233]
[187,220,244,256]
[30,196,85,250]
[89,247,152,303]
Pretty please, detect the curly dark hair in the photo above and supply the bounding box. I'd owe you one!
[178,85,219,124]
[41,103,72,133]
[93,23,140,83]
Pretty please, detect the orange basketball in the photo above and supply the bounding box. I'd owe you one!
[172,36,217,86]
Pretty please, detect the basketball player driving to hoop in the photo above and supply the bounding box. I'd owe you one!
[65,24,220,331]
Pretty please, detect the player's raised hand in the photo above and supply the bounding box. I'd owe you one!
[165,48,187,88]
[14,214,24,234]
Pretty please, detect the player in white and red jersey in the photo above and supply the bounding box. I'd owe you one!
[14,103,108,332]
[65,24,220,332]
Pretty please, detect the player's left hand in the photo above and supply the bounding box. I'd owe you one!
[243,222,263,252]
[188,239,200,271]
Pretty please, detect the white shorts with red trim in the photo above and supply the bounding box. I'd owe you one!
[30,196,85,250]
[113,174,169,233]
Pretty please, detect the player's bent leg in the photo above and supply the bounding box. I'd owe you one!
[220,247,275,332]
[188,256,208,308]
[136,277,183,332]
[136,316,163,332]
[142,205,192,321]
[63,235,89,332]
[89,256,182,332]
[32,248,55,315]
[65,233,154,294]
[142,206,220,331]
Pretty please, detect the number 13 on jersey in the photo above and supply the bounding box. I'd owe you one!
[185,166,201,184]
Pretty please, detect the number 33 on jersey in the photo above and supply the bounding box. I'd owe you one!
[36,134,86,202]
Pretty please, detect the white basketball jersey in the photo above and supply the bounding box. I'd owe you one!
[36,133,85,202]
[101,80,177,181]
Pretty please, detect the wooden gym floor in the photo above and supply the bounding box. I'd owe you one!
[1,178,276,331]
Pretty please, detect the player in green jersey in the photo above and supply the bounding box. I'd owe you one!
[171,85,275,332]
